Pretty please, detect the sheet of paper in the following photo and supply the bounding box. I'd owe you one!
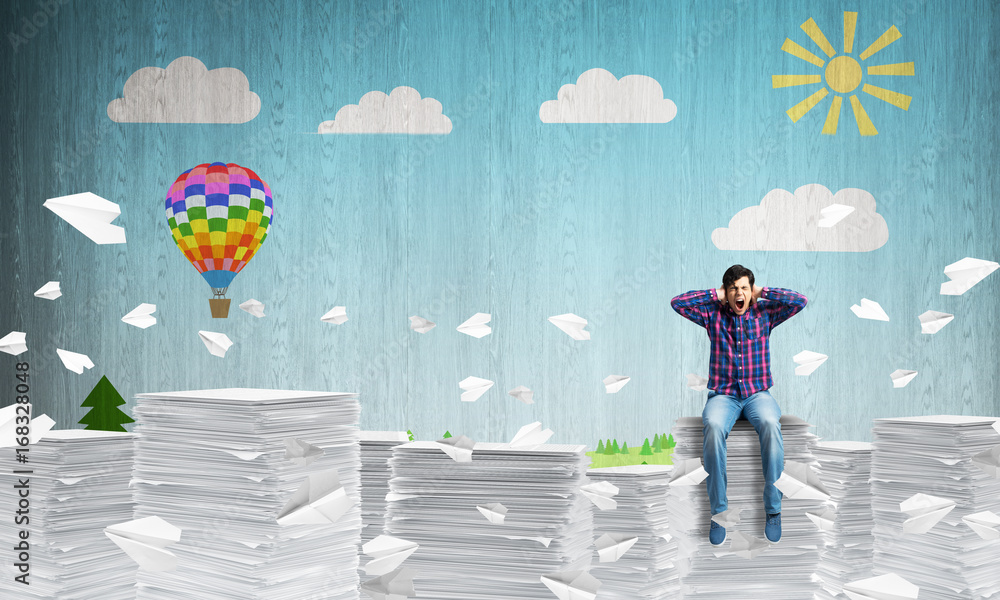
[198,330,233,358]
[56,348,95,374]
[774,460,830,500]
[850,298,889,321]
[507,385,534,404]
[409,315,436,333]
[509,421,554,447]
[971,444,1000,477]
[939,257,999,295]
[686,373,708,391]
[321,306,348,324]
[122,303,157,328]
[0,331,27,356]
[594,533,638,563]
[603,375,630,394]
[548,313,591,340]
[44,191,127,244]
[540,570,602,600]
[476,502,508,524]
[239,298,266,317]
[459,376,494,402]
[889,369,917,388]
[793,350,828,376]
[284,437,323,466]
[276,469,355,526]
[433,435,475,462]
[34,281,62,300]
[457,312,492,338]
[843,572,919,600]
[899,492,955,534]
[668,458,709,486]
[104,515,181,571]
[360,566,417,600]
[0,406,56,447]
[729,531,769,559]
[806,508,837,532]
[710,507,742,527]
[817,203,855,227]
[581,480,618,510]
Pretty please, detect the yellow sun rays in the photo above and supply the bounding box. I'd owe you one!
[772,11,914,136]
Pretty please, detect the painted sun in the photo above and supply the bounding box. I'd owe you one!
[772,11,915,136]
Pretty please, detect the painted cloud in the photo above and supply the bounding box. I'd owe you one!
[712,184,889,252]
[318,86,452,134]
[107,56,260,123]
[539,68,677,123]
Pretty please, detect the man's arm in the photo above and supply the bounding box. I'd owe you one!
[756,287,808,329]
[670,289,719,328]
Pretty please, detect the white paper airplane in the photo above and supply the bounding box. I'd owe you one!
[239,299,266,318]
[409,315,436,333]
[0,331,27,356]
[540,570,602,600]
[993,419,1000,437]
[284,438,323,466]
[44,192,127,245]
[321,306,348,324]
[434,435,475,462]
[459,376,494,402]
[971,445,1000,478]
[793,350,828,376]
[581,480,619,511]
[122,303,157,329]
[509,422,554,447]
[477,502,508,524]
[104,516,181,571]
[686,373,708,391]
[843,572,919,600]
[56,348,94,374]
[918,310,954,334]
[362,535,419,576]
[774,460,830,501]
[34,281,61,300]
[548,313,591,340]
[850,298,889,321]
[603,375,630,394]
[595,533,638,563]
[806,508,837,532]
[940,257,999,295]
[0,405,55,447]
[276,469,355,526]
[198,331,233,358]
[730,531,770,558]
[817,203,855,228]
[963,511,1000,540]
[457,312,491,338]
[711,507,742,528]
[899,493,955,534]
[508,385,535,404]
[890,369,917,388]
[360,566,417,600]
[668,458,709,486]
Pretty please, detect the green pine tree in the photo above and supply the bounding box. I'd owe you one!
[604,438,615,455]
[620,441,628,454]
[666,433,676,448]
[406,429,414,441]
[611,439,620,453]
[641,461,648,465]
[596,440,605,453]
[652,434,663,453]
[442,430,452,438]
[639,438,653,456]
[78,375,133,432]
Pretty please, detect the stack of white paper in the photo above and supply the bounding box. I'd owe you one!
[360,431,410,545]
[384,440,593,599]
[871,415,1000,600]
[665,416,823,599]
[131,388,362,600]
[810,440,875,600]
[0,430,136,599]
[586,465,680,599]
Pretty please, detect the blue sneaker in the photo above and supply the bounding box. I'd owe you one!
[709,520,727,545]
[765,513,781,542]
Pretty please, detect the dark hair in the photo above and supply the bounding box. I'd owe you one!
[722,264,755,290]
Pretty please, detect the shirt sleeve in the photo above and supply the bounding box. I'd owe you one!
[758,287,808,330]
[670,289,717,329]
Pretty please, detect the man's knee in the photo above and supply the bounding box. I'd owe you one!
[703,417,728,440]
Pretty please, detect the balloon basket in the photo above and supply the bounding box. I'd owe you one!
[209,298,231,319]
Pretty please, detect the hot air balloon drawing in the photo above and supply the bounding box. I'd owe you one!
[165,162,273,318]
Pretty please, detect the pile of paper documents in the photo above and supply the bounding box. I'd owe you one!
[360,431,411,544]
[384,440,593,599]
[131,388,362,600]
[586,465,680,599]
[0,430,136,599]
[871,415,1000,600]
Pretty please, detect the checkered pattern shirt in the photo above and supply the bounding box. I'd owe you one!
[670,287,808,397]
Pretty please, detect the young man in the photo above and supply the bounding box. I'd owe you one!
[670,265,807,546]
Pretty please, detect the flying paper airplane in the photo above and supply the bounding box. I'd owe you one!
[434,435,475,462]
[850,298,889,321]
[198,331,233,358]
[793,350,828,376]
[508,385,534,404]
[843,572,919,600]
[603,375,630,394]
[457,312,491,338]
[595,533,638,563]
[284,438,323,466]
[963,511,1000,540]
[0,331,27,356]
[104,516,181,571]
[817,203,855,227]
[939,257,999,295]
[44,192,127,244]
[806,508,837,532]
[0,405,55,447]
[362,535,419,576]
[409,315,436,333]
[971,445,1000,478]
[711,507,742,528]
[122,303,157,328]
[509,422,554,447]
[890,369,918,388]
[276,469,355,526]
[477,503,508,524]
[581,480,619,511]
[918,310,953,334]
[774,460,830,500]
[321,306,348,324]
[360,567,417,600]
[239,299,266,318]
[899,493,955,534]
[547,313,591,340]
[34,281,61,300]
[686,373,708,391]
[459,376,494,402]
[668,458,709,486]
[730,531,770,559]
[56,348,94,374]
[540,570,602,600]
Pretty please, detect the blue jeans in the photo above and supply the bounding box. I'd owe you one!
[702,389,784,515]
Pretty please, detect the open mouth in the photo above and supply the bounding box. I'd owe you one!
[735,298,746,310]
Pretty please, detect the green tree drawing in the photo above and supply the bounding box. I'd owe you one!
[78,375,133,432]
[603,439,615,455]
[640,438,653,455]
[406,429,414,441]
[652,434,663,453]
[666,433,676,448]
[611,439,620,453]
[620,441,629,454]
[596,440,605,453]
[442,430,452,438]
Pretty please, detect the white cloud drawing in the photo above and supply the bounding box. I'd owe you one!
[539,68,677,123]
[107,56,260,123]
[318,86,452,134]
[712,184,889,252]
